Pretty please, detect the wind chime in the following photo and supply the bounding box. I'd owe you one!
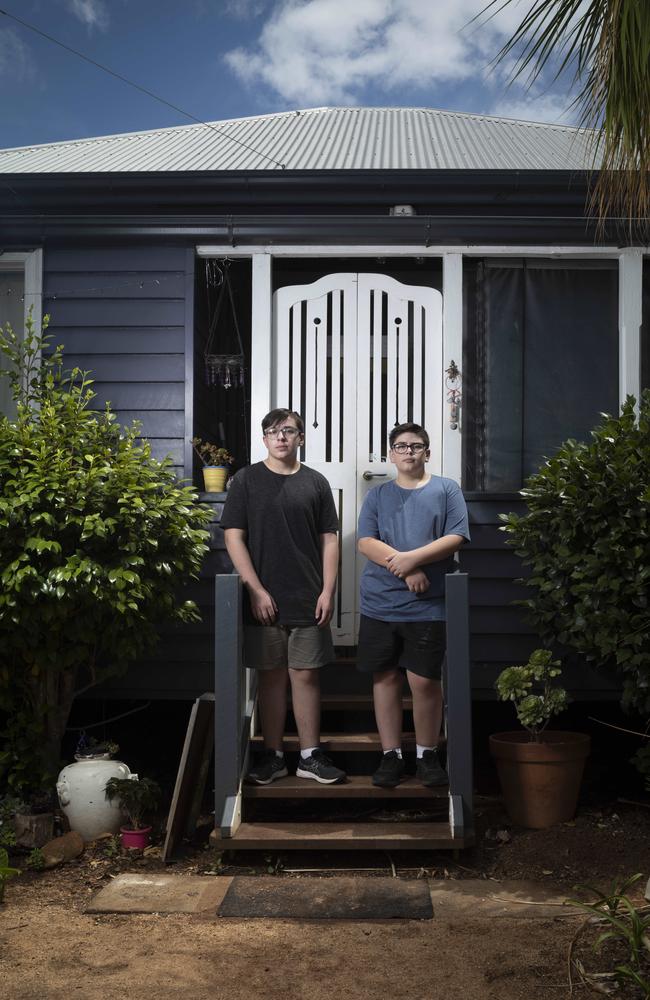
[204,259,245,390]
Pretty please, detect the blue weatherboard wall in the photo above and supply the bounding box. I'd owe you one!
[44,246,191,477]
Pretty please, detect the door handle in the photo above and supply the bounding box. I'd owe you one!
[362,471,388,481]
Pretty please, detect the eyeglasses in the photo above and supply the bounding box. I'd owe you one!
[264,426,301,439]
[391,442,427,454]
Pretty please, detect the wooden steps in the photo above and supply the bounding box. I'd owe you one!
[250,732,418,752]
[243,776,447,799]
[212,821,460,851]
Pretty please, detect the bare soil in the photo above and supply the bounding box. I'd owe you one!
[1,797,648,999]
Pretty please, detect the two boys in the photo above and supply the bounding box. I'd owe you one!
[222,410,468,788]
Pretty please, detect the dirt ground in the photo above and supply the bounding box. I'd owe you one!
[1,797,648,1000]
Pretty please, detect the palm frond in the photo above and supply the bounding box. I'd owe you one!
[481,0,650,238]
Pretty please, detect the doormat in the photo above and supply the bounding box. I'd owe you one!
[218,876,432,920]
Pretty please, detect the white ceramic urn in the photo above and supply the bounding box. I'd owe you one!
[56,755,138,842]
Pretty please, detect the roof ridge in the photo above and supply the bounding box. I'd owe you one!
[0,105,597,156]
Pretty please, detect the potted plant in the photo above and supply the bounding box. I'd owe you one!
[489,649,590,829]
[104,776,161,850]
[191,437,234,493]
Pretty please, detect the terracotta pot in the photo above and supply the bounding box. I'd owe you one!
[202,466,228,492]
[120,825,152,850]
[489,730,590,829]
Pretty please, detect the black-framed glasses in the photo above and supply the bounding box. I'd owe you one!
[391,442,427,454]
[264,426,301,439]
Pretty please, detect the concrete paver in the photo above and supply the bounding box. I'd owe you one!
[86,873,233,914]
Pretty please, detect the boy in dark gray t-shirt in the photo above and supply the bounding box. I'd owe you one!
[221,408,345,787]
[357,422,469,789]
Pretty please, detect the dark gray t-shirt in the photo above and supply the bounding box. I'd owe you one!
[220,462,339,627]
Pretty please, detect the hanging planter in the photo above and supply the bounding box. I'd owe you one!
[203,260,246,391]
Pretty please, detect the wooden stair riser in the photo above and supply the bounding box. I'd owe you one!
[211,821,465,851]
[243,776,448,799]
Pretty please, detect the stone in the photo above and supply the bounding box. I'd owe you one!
[41,831,84,869]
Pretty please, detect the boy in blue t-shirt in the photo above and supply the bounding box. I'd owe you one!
[356,422,469,788]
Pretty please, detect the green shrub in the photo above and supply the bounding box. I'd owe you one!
[500,393,650,714]
[0,315,212,790]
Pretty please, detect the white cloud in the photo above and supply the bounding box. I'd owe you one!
[224,0,575,122]
[489,91,577,126]
[66,0,109,30]
[0,27,33,80]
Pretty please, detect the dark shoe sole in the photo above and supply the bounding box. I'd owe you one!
[372,772,404,788]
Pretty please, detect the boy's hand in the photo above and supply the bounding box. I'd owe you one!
[404,570,429,594]
[249,586,278,625]
[315,591,334,627]
[385,551,419,578]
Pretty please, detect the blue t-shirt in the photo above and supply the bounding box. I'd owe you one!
[358,476,470,622]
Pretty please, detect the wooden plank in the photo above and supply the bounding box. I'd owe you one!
[113,410,185,436]
[44,271,185,299]
[319,694,413,710]
[48,299,185,327]
[59,355,185,382]
[51,329,186,354]
[45,247,186,271]
[91,383,184,409]
[162,693,215,862]
[459,550,528,578]
[243,776,447,799]
[211,821,460,850]
[250,732,427,751]
[467,500,526,524]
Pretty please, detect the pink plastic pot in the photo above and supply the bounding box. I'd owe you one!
[119,825,152,850]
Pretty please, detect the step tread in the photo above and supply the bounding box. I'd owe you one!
[243,775,448,799]
[251,732,419,751]
[213,821,459,850]
[319,694,413,710]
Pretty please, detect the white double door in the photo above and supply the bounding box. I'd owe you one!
[272,272,443,642]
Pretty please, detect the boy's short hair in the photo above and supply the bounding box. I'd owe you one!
[262,408,305,435]
[389,422,430,450]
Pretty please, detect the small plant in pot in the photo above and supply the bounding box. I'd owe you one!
[104,776,161,850]
[191,438,234,493]
[490,649,590,829]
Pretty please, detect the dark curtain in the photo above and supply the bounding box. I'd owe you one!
[464,259,619,492]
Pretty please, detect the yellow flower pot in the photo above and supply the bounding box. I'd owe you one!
[203,466,228,492]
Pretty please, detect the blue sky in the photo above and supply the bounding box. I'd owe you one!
[1,0,578,150]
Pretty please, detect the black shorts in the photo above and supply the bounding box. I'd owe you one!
[356,615,446,680]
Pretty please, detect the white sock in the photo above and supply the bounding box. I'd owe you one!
[301,746,318,760]
[272,749,284,758]
[416,744,437,759]
[384,747,403,759]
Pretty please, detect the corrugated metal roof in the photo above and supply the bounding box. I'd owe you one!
[0,106,598,174]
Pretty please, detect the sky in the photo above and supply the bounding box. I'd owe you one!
[0,0,579,151]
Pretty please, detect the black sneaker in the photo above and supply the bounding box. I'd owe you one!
[416,748,448,787]
[372,750,406,788]
[246,750,288,785]
[295,749,346,784]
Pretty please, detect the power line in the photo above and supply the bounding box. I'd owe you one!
[0,6,286,170]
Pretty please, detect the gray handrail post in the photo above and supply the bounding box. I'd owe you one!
[214,574,243,836]
[445,572,474,842]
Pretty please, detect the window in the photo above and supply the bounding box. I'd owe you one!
[463,258,619,492]
[0,251,42,418]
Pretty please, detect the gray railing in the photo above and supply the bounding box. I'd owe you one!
[444,572,474,842]
[214,574,255,837]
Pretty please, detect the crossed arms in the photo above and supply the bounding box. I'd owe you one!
[357,534,465,593]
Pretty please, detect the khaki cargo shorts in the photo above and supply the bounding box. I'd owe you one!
[243,624,334,670]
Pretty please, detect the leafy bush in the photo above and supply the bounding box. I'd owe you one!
[495,649,569,741]
[0,315,212,790]
[500,393,650,714]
